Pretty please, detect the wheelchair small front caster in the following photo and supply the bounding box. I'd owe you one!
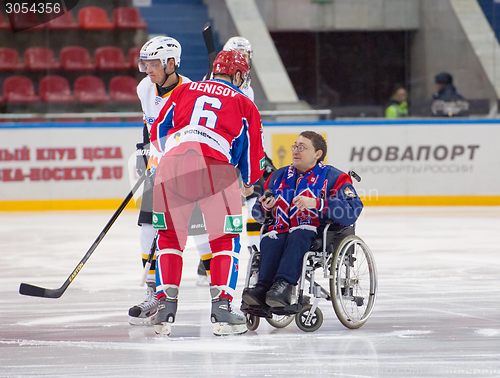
[266,314,295,329]
[246,313,260,331]
[295,305,323,332]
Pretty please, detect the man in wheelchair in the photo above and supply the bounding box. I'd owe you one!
[242,131,363,309]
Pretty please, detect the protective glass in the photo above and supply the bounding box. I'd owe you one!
[138,59,163,73]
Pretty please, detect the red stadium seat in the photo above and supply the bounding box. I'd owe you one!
[60,46,95,70]
[78,7,114,30]
[109,76,139,102]
[113,7,147,30]
[0,48,25,70]
[39,75,75,103]
[45,10,79,30]
[3,76,40,103]
[24,47,60,70]
[128,46,141,69]
[74,76,109,103]
[94,46,129,70]
[9,12,44,31]
[0,12,11,30]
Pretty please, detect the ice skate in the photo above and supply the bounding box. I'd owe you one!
[211,298,248,336]
[153,298,177,336]
[128,282,159,325]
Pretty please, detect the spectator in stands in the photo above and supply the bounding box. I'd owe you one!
[431,72,469,117]
[242,131,363,308]
[385,84,408,118]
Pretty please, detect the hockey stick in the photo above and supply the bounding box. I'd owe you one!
[19,172,149,299]
[140,233,157,286]
[203,22,216,79]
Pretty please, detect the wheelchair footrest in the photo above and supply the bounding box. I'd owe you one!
[270,303,302,316]
[240,302,273,318]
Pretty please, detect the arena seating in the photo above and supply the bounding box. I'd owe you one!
[128,46,141,70]
[109,76,139,102]
[24,47,61,70]
[74,75,110,103]
[3,76,40,104]
[94,46,130,70]
[0,48,25,70]
[78,6,114,30]
[44,10,80,30]
[113,7,147,30]
[39,76,75,103]
[0,2,215,119]
[60,46,96,71]
[8,11,45,31]
[0,12,10,30]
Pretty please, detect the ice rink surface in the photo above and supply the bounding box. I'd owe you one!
[1,207,499,378]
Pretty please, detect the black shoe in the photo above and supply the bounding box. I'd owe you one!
[266,279,293,308]
[242,284,267,307]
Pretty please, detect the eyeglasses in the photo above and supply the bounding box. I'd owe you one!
[291,144,307,152]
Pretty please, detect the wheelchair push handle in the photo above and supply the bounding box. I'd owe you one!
[348,170,361,182]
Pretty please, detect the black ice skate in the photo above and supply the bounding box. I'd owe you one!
[153,298,177,336]
[128,282,159,325]
[211,298,248,336]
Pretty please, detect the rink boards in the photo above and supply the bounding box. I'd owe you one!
[1,118,499,210]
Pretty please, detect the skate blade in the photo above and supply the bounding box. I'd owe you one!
[154,322,172,336]
[128,312,157,326]
[213,322,248,336]
[129,315,157,326]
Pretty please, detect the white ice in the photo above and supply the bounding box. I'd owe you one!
[1,207,500,377]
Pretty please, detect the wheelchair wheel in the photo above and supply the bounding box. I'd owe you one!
[330,235,377,329]
[295,305,323,332]
[266,314,295,329]
[246,313,260,331]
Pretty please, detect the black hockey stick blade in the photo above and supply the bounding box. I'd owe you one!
[203,22,216,79]
[19,172,148,299]
[19,283,65,298]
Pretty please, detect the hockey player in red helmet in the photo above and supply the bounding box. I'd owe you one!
[212,49,250,88]
[148,48,264,336]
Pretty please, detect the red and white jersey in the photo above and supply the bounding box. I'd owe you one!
[150,79,265,185]
[137,74,191,133]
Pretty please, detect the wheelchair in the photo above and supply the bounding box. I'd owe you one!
[241,222,378,332]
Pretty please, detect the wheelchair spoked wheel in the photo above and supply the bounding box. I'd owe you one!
[295,305,323,332]
[266,314,295,328]
[330,235,377,329]
[246,313,260,331]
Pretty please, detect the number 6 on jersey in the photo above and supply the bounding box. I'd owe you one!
[189,95,222,129]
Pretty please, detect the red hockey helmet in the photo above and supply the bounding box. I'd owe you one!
[212,50,250,83]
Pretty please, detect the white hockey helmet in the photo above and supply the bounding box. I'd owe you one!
[223,36,253,64]
[138,36,182,72]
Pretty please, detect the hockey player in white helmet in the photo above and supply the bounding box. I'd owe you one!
[223,36,254,101]
[130,36,192,325]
